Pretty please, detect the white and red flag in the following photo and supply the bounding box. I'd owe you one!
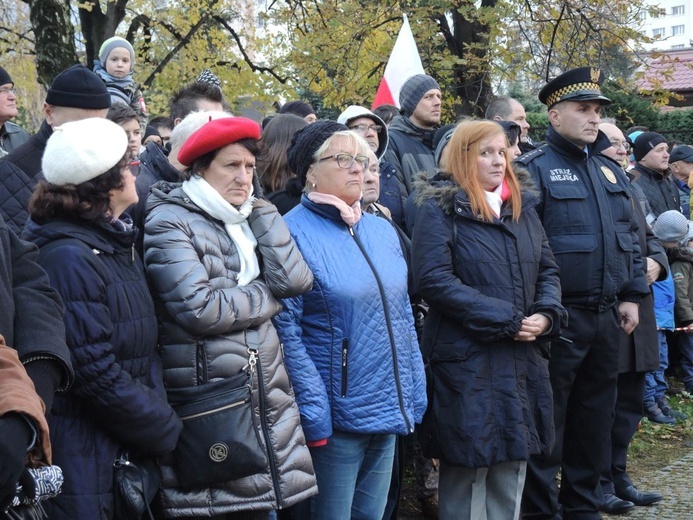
[372,14,425,109]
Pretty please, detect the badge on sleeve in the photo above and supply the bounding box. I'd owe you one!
[600,166,617,184]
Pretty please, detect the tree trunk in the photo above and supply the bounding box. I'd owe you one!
[450,4,496,117]
[79,0,128,69]
[28,0,78,88]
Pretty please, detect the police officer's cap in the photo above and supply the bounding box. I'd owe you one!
[538,67,611,109]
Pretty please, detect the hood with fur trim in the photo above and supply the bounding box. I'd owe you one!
[412,166,538,216]
[337,105,389,159]
[668,245,693,266]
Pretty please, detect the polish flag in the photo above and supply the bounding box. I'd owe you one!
[372,14,425,109]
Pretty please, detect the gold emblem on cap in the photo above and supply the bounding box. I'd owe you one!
[601,165,617,184]
[591,68,601,83]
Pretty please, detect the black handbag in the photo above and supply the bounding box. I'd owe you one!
[167,348,268,489]
[113,451,160,520]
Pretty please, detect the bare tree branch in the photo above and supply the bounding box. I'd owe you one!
[212,15,289,84]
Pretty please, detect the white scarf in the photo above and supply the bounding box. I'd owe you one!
[182,176,260,286]
[484,182,504,217]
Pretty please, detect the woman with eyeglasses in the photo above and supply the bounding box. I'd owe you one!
[273,121,427,519]
[143,117,317,519]
[411,120,566,519]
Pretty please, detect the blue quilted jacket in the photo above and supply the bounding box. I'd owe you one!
[273,196,427,441]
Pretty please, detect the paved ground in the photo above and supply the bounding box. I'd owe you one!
[606,451,693,519]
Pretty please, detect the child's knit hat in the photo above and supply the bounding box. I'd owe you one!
[653,210,690,244]
[99,37,135,68]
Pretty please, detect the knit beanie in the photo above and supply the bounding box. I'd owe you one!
[287,120,348,185]
[42,118,128,186]
[652,210,690,243]
[197,69,222,89]
[399,74,440,116]
[280,100,316,119]
[45,65,111,109]
[633,131,668,162]
[0,66,12,86]
[98,36,135,68]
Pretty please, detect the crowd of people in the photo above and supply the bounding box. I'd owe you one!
[0,35,691,520]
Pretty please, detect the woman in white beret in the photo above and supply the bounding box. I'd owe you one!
[22,117,182,520]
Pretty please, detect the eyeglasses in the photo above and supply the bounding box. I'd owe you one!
[0,87,15,96]
[317,153,370,170]
[610,139,632,153]
[348,124,382,134]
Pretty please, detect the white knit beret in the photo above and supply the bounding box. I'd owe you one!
[42,118,128,186]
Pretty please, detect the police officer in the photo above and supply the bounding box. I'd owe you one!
[518,67,650,520]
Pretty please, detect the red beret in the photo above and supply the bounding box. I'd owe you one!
[177,117,262,167]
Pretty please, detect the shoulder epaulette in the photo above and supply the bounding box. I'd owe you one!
[514,146,545,166]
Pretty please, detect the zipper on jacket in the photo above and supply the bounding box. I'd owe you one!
[180,398,248,421]
[341,338,349,397]
[347,226,413,433]
[196,341,208,385]
[250,337,283,509]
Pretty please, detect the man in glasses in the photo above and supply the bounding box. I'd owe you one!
[669,144,693,218]
[338,105,407,230]
[0,66,29,158]
[597,120,667,515]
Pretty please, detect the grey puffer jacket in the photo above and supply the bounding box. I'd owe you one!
[143,182,317,517]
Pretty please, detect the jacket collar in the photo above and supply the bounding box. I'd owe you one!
[633,162,671,181]
[413,170,539,217]
[545,125,613,159]
[140,142,180,183]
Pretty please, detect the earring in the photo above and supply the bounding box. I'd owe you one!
[312,182,316,189]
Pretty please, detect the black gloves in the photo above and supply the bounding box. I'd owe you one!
[0,414,32,512]
[24,359,62,415]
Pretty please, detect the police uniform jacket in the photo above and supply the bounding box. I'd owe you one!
[516,126,649,309]
[631,162,680,218]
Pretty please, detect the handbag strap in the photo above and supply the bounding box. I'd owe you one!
[114,450,156,520]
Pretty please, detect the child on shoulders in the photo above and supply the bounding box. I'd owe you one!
[93,36,147,126]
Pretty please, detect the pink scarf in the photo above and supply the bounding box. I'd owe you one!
[307,192,362,226]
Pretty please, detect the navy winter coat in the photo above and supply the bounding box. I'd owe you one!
[411,173,566,468]
[23,217,182,520]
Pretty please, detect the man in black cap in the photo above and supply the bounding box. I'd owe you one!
[631,131,679,219]
[383,74,441,195]
[0,64,111,233]
[517,67,650,520]
[0,66,29,157]
[669,144,693,217]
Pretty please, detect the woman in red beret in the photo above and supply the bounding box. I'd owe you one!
[143,117,317,519]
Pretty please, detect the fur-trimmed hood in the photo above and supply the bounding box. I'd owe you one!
[668,245,693,265]
[412,166,539,216]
